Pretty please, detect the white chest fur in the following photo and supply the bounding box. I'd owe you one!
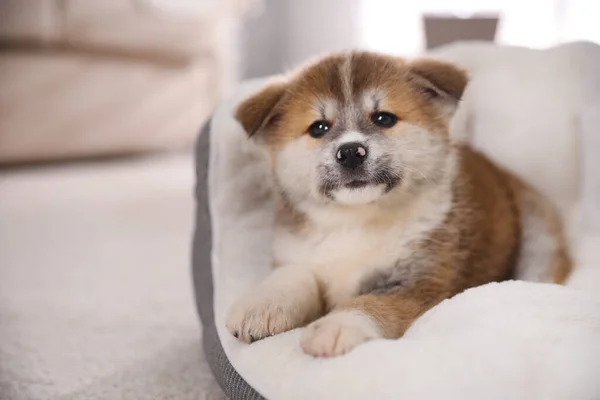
[272,188,452,308]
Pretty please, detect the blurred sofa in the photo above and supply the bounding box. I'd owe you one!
[0,0,253,164]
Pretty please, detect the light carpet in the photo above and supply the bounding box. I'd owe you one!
[0,153,223,400]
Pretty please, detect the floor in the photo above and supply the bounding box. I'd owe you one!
[0,153,224,400]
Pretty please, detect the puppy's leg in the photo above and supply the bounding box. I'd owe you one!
[301,286,446,357]
[514,189,573,284]
[300,309,382,357]
[227,266,323,343]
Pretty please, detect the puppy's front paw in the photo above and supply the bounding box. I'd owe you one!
[300,310,381,357]
[226,291,310,344]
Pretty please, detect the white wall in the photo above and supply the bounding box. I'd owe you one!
[240,0,361,78]
[285,0,361,67]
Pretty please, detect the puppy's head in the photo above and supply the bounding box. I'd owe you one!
[235,51,467,207]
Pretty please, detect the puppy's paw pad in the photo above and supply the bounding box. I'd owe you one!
[300,311,380,357]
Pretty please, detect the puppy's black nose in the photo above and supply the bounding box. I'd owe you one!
[336,142,368,170]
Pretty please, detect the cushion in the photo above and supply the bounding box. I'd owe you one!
[193,43,600,399]
[0,52,217,164]
[0,0,61,44]
[0,0,233,64]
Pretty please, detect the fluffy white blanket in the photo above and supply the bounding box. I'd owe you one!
[209,43,600,399]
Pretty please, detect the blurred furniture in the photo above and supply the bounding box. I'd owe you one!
[423,14,499,49]
[0,0,255,164]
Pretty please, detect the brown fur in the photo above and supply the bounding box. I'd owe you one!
[236,81,288,137]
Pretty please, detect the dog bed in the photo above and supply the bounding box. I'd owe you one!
[193,42,600,399]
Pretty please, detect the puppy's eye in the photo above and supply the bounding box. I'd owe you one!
[307,120,331,138]
[371,111,398,128]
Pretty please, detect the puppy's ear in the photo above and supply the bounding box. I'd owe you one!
[408,58,468,102]
[235,82,287,137]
